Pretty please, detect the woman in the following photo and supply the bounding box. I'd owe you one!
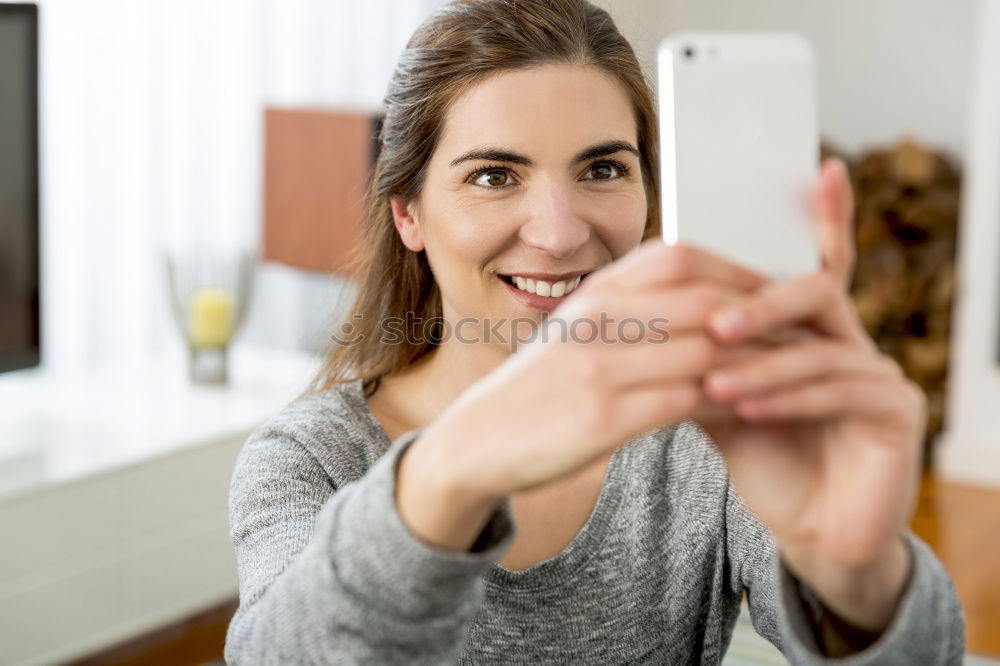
[225,1,965,663]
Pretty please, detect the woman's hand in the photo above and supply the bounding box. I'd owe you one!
[700,158,925,633]
[417,241,772,501]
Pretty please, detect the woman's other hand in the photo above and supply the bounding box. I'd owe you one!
[701,157,923,635]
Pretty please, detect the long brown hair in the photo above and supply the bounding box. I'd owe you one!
[302,0,660,400]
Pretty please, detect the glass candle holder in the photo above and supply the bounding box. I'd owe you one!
[164,245,256,385]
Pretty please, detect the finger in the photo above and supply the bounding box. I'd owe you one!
[589,239,771,294]
[813,157,856,289]
[690,394,742,424]
[581,333,717,389]
[556,283,816,354]
[559,321,798,393]
[704,341,896,402]
[707,271,872,348]
[608,381,703,439]
[637,282,747,333]
[733,375,912,423]
[710,326,819,365]
[555,280,747,336]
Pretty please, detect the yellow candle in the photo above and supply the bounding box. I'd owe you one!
[188,287,235,348]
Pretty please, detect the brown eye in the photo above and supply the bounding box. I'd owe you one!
[586,162,628,180]
[591,164,615,180]
[474,169,510,188]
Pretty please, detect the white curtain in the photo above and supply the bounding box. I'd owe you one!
[37,0,442,376]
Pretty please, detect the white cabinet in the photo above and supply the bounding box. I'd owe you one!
[0,343,320,665]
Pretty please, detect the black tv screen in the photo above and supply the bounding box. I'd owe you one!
[0,3,40,373]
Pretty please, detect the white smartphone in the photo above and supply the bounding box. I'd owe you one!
[657,31,820,281]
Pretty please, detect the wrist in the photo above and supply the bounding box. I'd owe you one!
[781,535,912,633]
[395,429,506,553]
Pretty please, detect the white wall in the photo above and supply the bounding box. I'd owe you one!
[597,0,977,160]
[936,0,1000,487]
[31,0,444,374]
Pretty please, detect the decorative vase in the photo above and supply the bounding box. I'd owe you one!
[164,245,256,385]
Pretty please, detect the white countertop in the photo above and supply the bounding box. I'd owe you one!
[0,342,323,502]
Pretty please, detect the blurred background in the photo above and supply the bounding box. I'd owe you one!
[1,0,998,664]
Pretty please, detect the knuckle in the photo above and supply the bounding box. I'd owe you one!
[832,380,854,404]
[881,355,905,379]
[688,284,727,319]
[663,245,695,281]
[820,341,843,370]
[817,272,842,301]
[675,383,703,414]
[694,282,724,305]
[692,337,719,371]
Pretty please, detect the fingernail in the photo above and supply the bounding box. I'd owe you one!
[711,307,745,337]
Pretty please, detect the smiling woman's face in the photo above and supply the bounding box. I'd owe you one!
[391,63,647,344]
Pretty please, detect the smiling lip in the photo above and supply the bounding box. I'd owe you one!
[496,271,592,312]
[498,270,590,281]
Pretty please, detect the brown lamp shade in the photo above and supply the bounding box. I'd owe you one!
[262,108,379,277]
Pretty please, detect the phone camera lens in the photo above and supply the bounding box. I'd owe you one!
[683,46,695,59]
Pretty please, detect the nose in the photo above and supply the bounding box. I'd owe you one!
[518,181,591,259]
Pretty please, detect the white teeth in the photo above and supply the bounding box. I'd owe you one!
[506,274,584,297]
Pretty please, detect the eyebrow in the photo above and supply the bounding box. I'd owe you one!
[448,140,641,168]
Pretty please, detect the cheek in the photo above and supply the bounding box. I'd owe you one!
[433,202,519,255]
[422,205,518,278]
[585,190,648,254]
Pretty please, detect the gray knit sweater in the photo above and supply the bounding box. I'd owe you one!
[224,378,965,665]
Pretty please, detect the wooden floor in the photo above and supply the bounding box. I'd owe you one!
[911,471,1000,657]
[66,599,236,666]
[73,473,1000,664]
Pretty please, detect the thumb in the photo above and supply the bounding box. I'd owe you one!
[812,157,857,289]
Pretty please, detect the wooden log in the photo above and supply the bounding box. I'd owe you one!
[822,137,961,468]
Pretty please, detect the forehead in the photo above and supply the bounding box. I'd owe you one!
[435,64,638,160]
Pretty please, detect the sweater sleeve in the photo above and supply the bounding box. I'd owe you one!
[223,424,517,665]
[725,481,967,665]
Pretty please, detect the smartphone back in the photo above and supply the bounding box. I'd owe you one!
[658,32,820,281]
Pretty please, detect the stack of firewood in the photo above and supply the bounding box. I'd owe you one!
[821,138,961,468]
